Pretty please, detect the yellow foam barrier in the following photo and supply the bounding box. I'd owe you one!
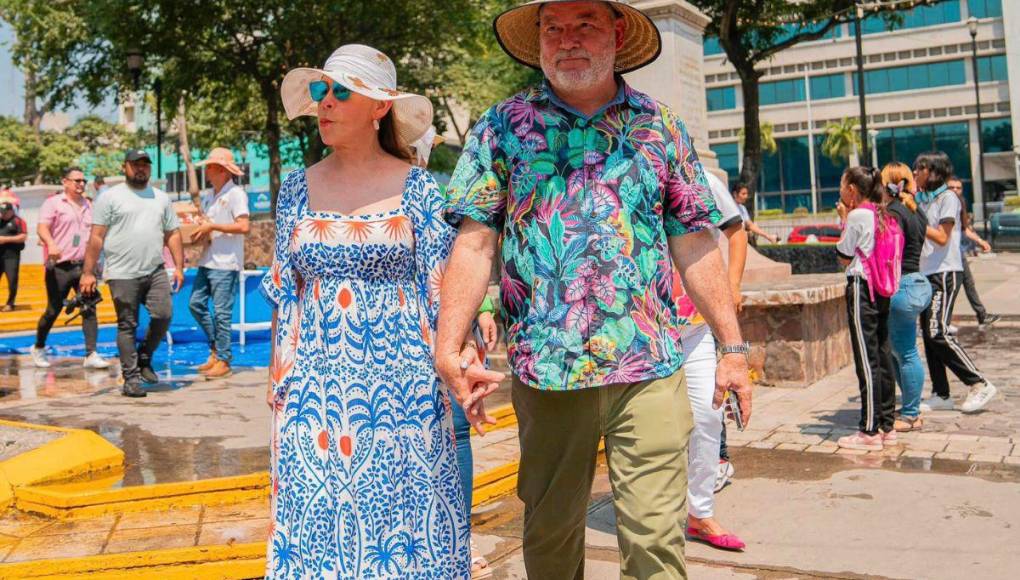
[0,420,123,512]
[0,542,265,579]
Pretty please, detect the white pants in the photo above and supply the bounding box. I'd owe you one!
[683,325,721,519]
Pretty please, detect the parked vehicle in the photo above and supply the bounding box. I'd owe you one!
[787,224,842,244]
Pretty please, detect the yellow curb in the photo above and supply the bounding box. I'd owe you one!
[17,472,269,520]
[0,420,123,512]
[0,542,264,579]
[479,403,518,434]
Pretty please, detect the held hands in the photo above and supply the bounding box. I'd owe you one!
[436,346,505,436]
[714,353,753,427]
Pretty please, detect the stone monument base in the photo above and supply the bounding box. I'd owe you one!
[739,273,851,386]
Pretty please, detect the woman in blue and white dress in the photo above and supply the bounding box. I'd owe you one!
[261,44,470,579]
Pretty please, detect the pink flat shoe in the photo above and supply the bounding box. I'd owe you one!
[687,526,746,551]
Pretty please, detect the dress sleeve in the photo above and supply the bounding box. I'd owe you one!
[260,173,302,309]
[409,168,457,335]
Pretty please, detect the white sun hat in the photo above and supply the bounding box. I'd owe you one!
[280,44,434,149]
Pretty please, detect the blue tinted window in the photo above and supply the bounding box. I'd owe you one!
[760,78,805,106]
[968,0,1002,18]
[855,0,960,34]
[981,117,1013,153]
[710,142,741,185]
[977,55,1008,82]
[780,137,811,192]
[809,74,846,100]
[704,37,724,56]
[853,60,966,94]
[707,86,736,111]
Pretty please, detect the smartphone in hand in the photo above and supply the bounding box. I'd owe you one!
[726,390,745,431]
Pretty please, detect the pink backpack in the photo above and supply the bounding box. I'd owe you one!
[856,201,904,301]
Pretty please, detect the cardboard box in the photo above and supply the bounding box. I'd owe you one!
[173,201,209,247]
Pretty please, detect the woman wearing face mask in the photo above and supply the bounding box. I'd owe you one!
[262,44,502,578]
[880,162,931,432]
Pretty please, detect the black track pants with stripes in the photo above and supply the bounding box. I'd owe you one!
[921,271,984,397]
[846,275,896,435]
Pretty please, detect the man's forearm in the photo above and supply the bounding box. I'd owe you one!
[38,224,57,250]
[83,234,103,275]
[166,230,185,270]
[669,230,743,345]
[436,221,497,360]
[212,221,250,235]
[724,226,748,293]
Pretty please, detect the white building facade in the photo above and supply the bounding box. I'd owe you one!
[705,0,1015,220]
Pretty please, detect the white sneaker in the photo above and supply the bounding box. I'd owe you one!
[30,346,50,368]
[961,382,997,414]
[83,352,111,369]
[920,396,955,413]
[714,460,735,493]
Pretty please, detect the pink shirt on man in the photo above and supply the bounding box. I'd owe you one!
[38,193,92,263]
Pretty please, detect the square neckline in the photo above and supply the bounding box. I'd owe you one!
[298,166,419,221]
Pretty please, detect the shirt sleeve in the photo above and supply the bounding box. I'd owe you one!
[39,198,57,228]
[231,188,250,219]
[706,173,742,231]
[661,106,721,236]
[260,173,302,309]
[162,198,181,232]
[91,194,111,227]
[444,107,509,232]
[937,193,960,225]
[836,209,870,260]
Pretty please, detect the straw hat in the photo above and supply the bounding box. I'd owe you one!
[494,0,661,74]
[195,147,244,177]
[280,44,434,149]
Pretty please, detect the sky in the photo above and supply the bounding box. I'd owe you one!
[0,21,117,124]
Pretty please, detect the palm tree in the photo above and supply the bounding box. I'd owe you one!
[822,117,862,166]
[738,122,778,155]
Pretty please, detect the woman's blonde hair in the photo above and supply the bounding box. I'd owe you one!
[881,162,917,212]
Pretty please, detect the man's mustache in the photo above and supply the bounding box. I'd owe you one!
[555,49,591,63]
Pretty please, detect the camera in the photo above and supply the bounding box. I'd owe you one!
[63,292,103,325]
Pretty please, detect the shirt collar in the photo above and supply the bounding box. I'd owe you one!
[214,180,236,197]
[59,192,90,208]
[536,76,634,121]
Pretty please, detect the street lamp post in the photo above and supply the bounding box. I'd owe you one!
[124,50,163,182]
[968,16,989,233]
[868,129,879,168]
[854,2,870,166]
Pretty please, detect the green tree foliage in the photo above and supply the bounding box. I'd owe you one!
[821,117,862,166]
[0,116,40,185]
[691,0,902,203]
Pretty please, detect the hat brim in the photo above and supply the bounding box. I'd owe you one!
[195,159,245,177]
[494,0,662,75]
[280,68,434,149]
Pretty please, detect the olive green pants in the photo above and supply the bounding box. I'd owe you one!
[512,371,694,580]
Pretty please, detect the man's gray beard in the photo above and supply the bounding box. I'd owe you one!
[543,51,616,93]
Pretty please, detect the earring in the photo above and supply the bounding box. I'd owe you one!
[373,119,380,131]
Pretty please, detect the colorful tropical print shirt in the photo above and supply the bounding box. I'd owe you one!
[445,80,721,391]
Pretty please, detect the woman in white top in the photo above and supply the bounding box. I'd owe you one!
[834,166,897,451]
[914,152,996,414]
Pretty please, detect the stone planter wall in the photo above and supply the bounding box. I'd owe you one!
[739,274,851,386]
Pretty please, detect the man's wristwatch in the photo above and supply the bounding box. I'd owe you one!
[719,342,750,361]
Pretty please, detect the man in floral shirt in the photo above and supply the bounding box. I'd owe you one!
[436,2,751,577]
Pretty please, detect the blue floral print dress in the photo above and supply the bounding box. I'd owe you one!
[261,167,469,579]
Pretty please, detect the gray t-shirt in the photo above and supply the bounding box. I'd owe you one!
[919,188,962,275]
[92,183,180,280]
[836,208,875,279]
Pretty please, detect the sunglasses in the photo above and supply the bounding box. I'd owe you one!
[309,80,351,103]
[66,178,87,184]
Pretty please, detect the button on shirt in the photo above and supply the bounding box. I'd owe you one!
[445,80,721,391]
[38,194,92,263]
[198,181,249,271]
